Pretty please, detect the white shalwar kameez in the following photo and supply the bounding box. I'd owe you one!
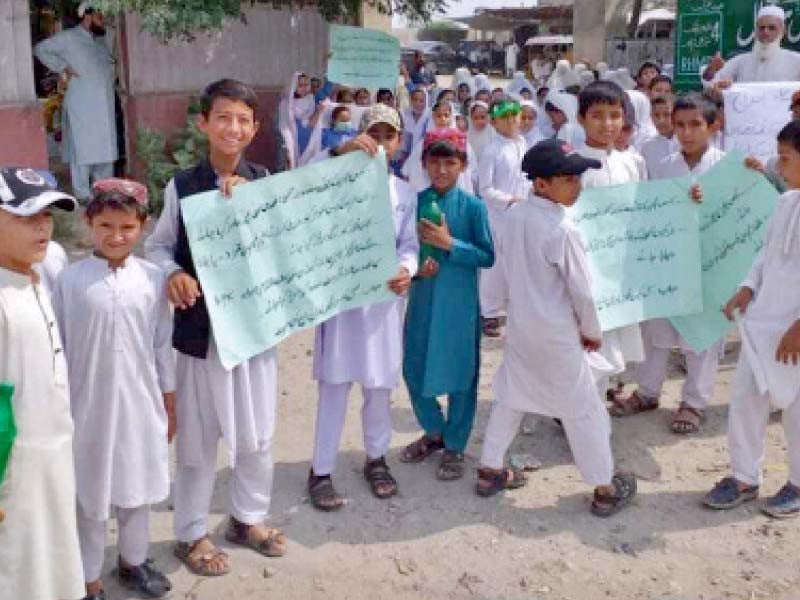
[145,181,278,543]
[53,255,175,580]
[578,144,646,392]
[480,196,613,486]
[0,267,84,600]
[703,48,800,86]
[635,146,726,410]
[477,131,529,319]
[311,176,419,475]
[728,190,800,486]
[639,134,678,176]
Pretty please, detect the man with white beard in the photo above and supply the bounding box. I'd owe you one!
[702,5,800,88]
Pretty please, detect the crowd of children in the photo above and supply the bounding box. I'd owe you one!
[2,52,800,600]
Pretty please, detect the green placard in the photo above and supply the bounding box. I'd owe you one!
[675,0,800,91]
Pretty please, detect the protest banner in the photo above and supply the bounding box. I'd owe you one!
[327,25,401,91]
[671,152,779,351]
[181,151,398,369]
[724,82,800,164]
[572,178,702,332]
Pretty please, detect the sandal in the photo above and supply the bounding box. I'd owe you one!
[608,391,659,417]
[400,434,444,463]
[671,402,704,434]
[225,516,287,557]
[307,470,344,512]
[174,536,230,577]
[437,449,465,481]
[363,456,398,499]
[476,466,528,497]
[591,473,637,517]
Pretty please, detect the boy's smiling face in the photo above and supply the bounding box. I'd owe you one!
[777,141,800,189]
[198,97,259,159]
[579,101,625,149]
[0,209,53,274]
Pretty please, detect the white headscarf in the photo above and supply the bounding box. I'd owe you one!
[519,100,543,149]
[547,59,572,91]
[626,89,658,149]
[473,73,492,94]
[278,71,316,169]
[545,90,585,147]
[579,70,596,89]
[467,100,493,159]
[453,67,475,97]
[506,71,532,96]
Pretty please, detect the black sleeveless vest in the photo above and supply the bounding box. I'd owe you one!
[172,158,268,358]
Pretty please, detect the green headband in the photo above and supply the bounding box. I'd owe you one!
[490,100,521,119]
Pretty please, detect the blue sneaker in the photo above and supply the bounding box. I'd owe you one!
[703,477,759,510]
[762,482,800,519]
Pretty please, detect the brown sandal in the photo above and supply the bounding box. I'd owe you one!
[174,536,230,577]
[399,434,444,463]
[609,390,659,417]
[476,467,528,497]
[671,402,704,434]
[364,457,398,499]
[225,517,287,557]
[308,470,344,511]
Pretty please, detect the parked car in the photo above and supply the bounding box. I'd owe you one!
[402,41,458,76]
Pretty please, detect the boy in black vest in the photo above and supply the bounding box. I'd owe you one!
[146,79,286,577]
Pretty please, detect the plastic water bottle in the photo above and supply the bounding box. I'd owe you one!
[0,382,16,484]
[418,189,443,266]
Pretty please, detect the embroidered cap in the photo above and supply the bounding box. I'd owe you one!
[521,139,601,180]
[360,104,403,133]
[0,167,76,217]
[92,178,149,206]
[758,5,785,21]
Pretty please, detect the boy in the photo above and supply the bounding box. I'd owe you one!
[0,168,84,598]
[476,140,637,517]
[616,94,726,433]
[640,95,678,175]
[146,79,286,577]
[308,105,419,511]
[703,121,800,517]
[577,81,646,401]
[635,61,661,94]
[649,75,674,99]
[477,96,528,337]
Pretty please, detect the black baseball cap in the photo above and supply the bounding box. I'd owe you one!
[521,139,601,180]
[0,167,76,217]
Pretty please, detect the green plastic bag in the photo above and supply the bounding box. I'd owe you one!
[0,382,16,483]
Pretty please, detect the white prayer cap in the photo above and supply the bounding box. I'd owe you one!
[758,5,786,21]
[77,2,94,17]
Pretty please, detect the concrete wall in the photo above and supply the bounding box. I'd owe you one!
[0,0,47,167]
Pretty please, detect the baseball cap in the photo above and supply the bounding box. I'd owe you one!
[521,139,601,180]
[0,167,77,216]
[360,104,402,133]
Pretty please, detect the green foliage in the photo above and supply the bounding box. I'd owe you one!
[136,98,207,215]
[93,0,447,41]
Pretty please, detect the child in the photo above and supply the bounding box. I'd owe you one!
[649,74,674,99]
[635,61,661,93]
[703,120,800,517]
[355,88,371,106]
[640,95,678,175]
[402,87,429,158]
[401,128,495,480]
[520,100,542,149]
[576,81,646,402]
[616,94,726,432]
[477,96,529,337]
[546,90,585,147]
[308,105,419,511]
[336,88,354,104]
[321,106,356,151]
[376,88,395,107]
[0,168,84,598]
[145,79,287,577]
[475,140,637,516]
[475,88,492,104]
[55,179,174,599]
[467,101,492,160]
[278,71,323,169]
[626,89,658,150]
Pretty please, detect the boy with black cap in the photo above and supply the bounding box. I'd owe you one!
[475,141,637,517]
[0,168,84,598]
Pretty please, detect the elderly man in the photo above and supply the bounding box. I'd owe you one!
[35,2,117,202]
[703,5,800,88]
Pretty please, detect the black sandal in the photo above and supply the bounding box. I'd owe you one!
[400,434,444,463]
[476,466,528,497]
[437,450,465,481]
[307,470,344,512]
[591,473,637,517]
[363,456,398,499]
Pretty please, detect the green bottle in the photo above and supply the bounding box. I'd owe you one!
[0,382,16,484]
[418,189,443,266]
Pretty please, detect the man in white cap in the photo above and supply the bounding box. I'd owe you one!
[34,2,117,202]
[702,4,800,88]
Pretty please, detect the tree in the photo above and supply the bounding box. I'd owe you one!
[93,0,447,41]
[626,0,644,38]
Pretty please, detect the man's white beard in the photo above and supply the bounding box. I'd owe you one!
[753,38,781,61]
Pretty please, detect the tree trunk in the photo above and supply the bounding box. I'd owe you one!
[626,0,644,38]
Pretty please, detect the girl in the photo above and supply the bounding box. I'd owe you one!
[321,106,356,151]
[520,100,543,149]
[626,89,658,150]
[401,128,495,480]
[55,179,174,600]
[355,88,371,106]
[545,90,585,147]
[278,71,323,169]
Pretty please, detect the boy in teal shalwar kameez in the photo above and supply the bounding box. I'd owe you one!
[400,127,495,480]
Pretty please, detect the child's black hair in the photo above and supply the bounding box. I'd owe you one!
[777,120,800,153]
[422,139,467,163]
[432,99,452,113]
[200,79,259,118]
[651,94,673,108]
[85,190,148,222]
[436,88,454,103]
[336,88,353,103]
[410,87,426,99]
[377,88,394,103]
[673,93,717,125]
[330,105,350,125]
[578,80,625,117]
[637,61,661,78]
[649,74,673,90]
